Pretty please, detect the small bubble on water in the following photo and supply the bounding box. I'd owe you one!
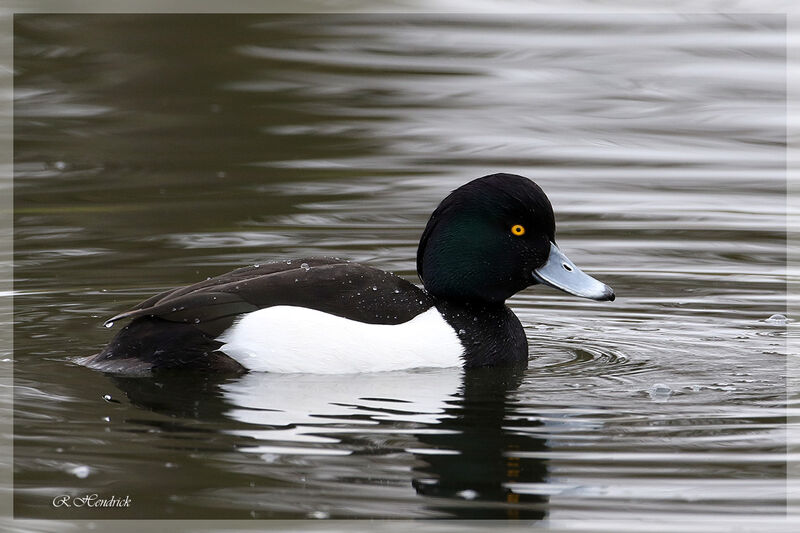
[458,329,466,335]
[104,322,114,328]
[649,383,672,402]
[54,161,67,170]
[70,465,91,479]
[253,264,260,268]
[102,394,120,404]
[300,262,310,271]
[193,318,200,324]
[456,489,478,500]
[308,511,329,519]
[393,289,400,294]
[765,313,787,325]
[372,286,378,291]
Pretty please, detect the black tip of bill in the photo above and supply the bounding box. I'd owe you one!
[533,243,615,302]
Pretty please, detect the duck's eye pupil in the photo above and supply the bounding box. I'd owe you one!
[511,224,526,236]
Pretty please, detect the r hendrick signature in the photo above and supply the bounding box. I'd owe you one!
[52,494,132,508]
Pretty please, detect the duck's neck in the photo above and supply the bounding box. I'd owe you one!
[432,298,528,369]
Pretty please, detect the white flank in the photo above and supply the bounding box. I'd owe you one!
[216,306,464,373]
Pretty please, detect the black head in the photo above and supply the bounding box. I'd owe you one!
[417,173,555,304]
[417,173,615,305]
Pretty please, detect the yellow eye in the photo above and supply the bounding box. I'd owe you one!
[511,224,526,236]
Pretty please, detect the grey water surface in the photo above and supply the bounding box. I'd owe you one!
[11,13,792,528]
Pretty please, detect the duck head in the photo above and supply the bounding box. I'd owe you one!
[417,173,615,305]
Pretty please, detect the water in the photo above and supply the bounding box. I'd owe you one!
[9,12,795,529]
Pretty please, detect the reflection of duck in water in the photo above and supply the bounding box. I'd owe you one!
[83,173,613,375]
[412,365,548,519]
[106,365,549,520]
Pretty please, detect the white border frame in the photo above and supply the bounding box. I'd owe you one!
[1,2,796,532]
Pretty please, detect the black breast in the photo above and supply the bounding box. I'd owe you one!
[434,300,528,368]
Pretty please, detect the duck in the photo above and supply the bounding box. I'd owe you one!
[81,173,614,375]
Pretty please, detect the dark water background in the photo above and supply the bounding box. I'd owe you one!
[10,13,794,530]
